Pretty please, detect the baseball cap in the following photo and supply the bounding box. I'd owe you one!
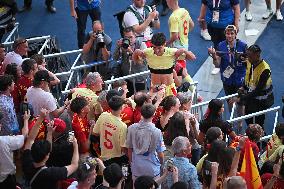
[103,163,123,187]
[106,89,124,102]
[53,118,66,133]
[225,25,237,33]
[247,44,262,53]
[34,70,51,83]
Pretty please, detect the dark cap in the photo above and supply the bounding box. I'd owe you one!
[103,163,123,187]
[247,44,262,53]
[34,70,51,83]
[106,89,124,102]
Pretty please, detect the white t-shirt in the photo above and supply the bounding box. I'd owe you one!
[3,51,23,67]
[0,135,24,182]
[26,87,57,120]
[123,5,153,41]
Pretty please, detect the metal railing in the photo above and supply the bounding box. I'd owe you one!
[3,22,19,44]
[191,93,238,120]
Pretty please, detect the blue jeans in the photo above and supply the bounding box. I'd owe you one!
[76,7,101,48]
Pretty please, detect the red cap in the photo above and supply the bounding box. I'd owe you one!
[53,118,66,133]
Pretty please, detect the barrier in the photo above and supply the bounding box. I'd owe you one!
[191,93,238,120]
[3,22,19,44]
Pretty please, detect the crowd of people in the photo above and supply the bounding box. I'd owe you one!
[0,0,284,189]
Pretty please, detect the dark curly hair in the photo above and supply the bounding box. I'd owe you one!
[151,32,166,46]
[246,124,264,142]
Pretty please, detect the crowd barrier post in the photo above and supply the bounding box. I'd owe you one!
[3,22,19,44]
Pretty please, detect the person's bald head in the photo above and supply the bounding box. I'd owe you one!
[92,20,103,33]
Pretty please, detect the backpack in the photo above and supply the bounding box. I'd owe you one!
[113,5,152,38]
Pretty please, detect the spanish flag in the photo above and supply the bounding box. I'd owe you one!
[239,139,263,189]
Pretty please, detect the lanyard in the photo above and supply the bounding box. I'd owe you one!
[213,0,221,9]
[132,5,146,21]
[227,40,237,66]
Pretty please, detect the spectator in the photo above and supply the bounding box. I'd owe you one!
[198,0,240,75]
[20,0,56,13]
[22,109,79,189]
[70,96,91,156]
[223,176,247,189]
[170,181,188,189]
[82,20,112,80]
[201,140,235,189]
[68,158,105,189]
[238,45,274,128]
[72,72,103,120]
[12,59,38,112]
[123,0,160,45]
[0,110,29,188]
[156,95,180,133]
[102,163,124,189]
[133,91,151,123]
[198,99,236,146]
[262,160,284,188]
[127,103,166,181]
[0,44,5,71]
[30,54,60,86]
[134,176,158,189]
[69,0,101,49]
[133,32,196,96]
[1,37,28,74]
[26,70,69,120]
[208,25,247,134]
[97,90,109,112]
[113,27,148,96]
[0,74,19,135]
[93,95,128,166]
[165,136,201,188]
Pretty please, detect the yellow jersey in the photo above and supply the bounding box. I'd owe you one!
[168,8,191,49]
[93,112,127,160]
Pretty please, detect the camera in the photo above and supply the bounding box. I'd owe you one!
[95,31,105,48]
[121,38,130,49]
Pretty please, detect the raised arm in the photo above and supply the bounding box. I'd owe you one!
[132,49,146,63]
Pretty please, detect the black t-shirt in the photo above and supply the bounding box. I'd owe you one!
[199,117,233,138]
[22,149,68,189]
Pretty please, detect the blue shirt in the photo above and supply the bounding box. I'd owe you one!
[166,157,201,188]
[127,121,166,177]
[217,39,247,86]
[0,94,19,136]
[202,0,239,28]
[75,0,100,11]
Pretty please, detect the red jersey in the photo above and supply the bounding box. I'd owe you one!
[72,113,90,154]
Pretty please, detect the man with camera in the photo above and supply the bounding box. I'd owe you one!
[82,20,112,80]
[113,27,148,97]
[208,25,247,133]
[123,0,160,46]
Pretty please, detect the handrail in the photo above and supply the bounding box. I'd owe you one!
[227,106,280,123]
[191,93,238,108]
[38,38,50,55]
[44,49,83,58]
[3,22,19,43]
[3,35,51,46]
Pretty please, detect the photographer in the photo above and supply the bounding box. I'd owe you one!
[82,20,112,80]
[208,25,247,134]
[113,27,148,96]
[123,0,160,46]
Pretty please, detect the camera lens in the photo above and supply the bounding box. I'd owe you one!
[122,38,130,49]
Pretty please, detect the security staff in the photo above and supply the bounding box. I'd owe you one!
[238,45,274,127]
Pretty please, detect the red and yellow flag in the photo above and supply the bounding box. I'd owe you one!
[239,139,263,189]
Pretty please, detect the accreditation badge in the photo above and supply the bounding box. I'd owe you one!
[212,10,220,23]
[223,66,234,79]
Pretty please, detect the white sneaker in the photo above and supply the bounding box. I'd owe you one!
[201,29,211,41]
[262,9,273,19]
[245,11,253,21]
[276,10,283,21]
[211,68,220,75]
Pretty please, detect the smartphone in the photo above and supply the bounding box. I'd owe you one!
[122,164,128,177]
[203,160,212,175]
[166,159,174,172]
[22,103,29,113]
[68,131,75,143]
